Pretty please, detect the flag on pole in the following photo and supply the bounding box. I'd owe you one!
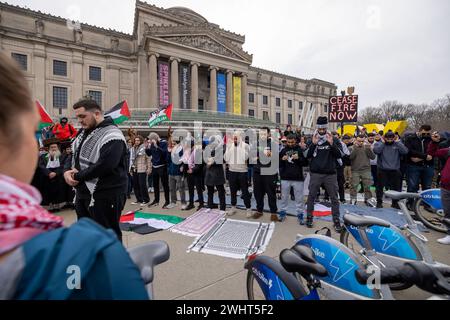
[148,104,173,128]
[104,100,131,125]
[36,100,54,130]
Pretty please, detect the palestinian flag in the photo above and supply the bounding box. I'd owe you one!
[148,104,173,128]
[313,203,332,217]
[105,100,131,125]
[119,211,184,235]
[36,100,53,130]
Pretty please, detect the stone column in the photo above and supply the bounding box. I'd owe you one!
[149,52,159,108]
[170,57,180,109]
[72,51,83,117]
[190,62,200,111]
[107,64,120,108]
[226,70,233,114]
[138,48,150,109]
[33,44,46,112]
[241,73,248,116]
[209,66,218,111]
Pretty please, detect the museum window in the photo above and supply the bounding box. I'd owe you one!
[89,66,102,81]
[276,112,281,124]
[288,114,293,125]
[88,90,102,107]
[249,93,255,103]
[11,53,27,71]
[263,95,268,105]
[53,87,68,109]
[288,99,292,109]
[299,101,303,110]
[53,60,67,77]
[324,104,328,113]
[276,97,281,107]
[248,109,255,118]
[263,111,269,121]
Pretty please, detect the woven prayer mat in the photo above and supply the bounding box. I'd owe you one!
[170,208,226,237]
[188,218,275,260]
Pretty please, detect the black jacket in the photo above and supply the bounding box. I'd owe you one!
[404,134,433,167]
[307,141,342,174]
[204,149,225,186]
[252,138,277,176]
[279,146,308,181]
[73,117,127,199]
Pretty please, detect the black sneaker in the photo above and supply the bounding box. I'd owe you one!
[306,216,314,228]
[197,203,204,210]
[183,203,195,211]
[334,223,343,233]
[162,203,170,209]
[376,202,383,209]
[148,200,159,207]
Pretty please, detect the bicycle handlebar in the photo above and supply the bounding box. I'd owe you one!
[355,262,450,296]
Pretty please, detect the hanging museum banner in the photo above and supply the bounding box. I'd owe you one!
[179,64,190,109]
[233,76,241,115]
[158,61,170,108]
[217,72,226,113]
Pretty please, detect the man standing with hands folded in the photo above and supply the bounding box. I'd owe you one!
[64,98,128,242]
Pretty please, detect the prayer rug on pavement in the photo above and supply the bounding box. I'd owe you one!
[170,208,225,237]
[188,218,275,260]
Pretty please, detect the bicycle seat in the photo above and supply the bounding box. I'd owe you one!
[280,245,328,277]
[128,241,170,284]
[384,190,420,200]
[343,213,390,228]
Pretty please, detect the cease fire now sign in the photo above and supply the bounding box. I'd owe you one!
[328,95,358,123]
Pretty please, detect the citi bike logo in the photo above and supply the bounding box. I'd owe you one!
[311,247,325,259]
[252,267,273,289]
[422,194,440,200]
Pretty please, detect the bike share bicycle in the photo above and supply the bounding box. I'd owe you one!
[413,188,448,233]
[245,191,450,299]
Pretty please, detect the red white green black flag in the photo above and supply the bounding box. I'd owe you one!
[105,100,131,125]
[36,100,54,130]
[148,104,173,128]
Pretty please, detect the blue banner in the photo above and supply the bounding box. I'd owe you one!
[217,72,226,113]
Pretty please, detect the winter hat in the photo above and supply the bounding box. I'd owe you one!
[316,116,328,129]
[148,132,160,141]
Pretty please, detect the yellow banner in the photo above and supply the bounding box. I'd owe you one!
[233,76,241,115]
[384,121,408,135]
[364,123,385,134]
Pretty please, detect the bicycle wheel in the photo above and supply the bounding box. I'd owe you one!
[246,270,267,300]
[340,229,413,291]
[414,198,447,233]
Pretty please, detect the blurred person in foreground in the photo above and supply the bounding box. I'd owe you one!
[0,53,148,299]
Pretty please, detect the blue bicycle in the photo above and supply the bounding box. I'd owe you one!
[413,189,447,233]
[245,237,450,300]
[340,190,449,290]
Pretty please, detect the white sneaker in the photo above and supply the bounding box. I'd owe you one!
[149,188,154,193]
[227,206,237,216]
[437,235,450,245]
[166,203,177,209]
[181,204,188,210]
[131,202,140,205]
[140,202,149,207]
[246,209,254,219]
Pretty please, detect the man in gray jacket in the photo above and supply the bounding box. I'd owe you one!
[373,131,409,208]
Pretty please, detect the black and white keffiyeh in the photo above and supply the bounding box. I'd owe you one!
[72,125,126,206]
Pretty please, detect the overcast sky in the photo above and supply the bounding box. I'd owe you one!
[7,0,450,108]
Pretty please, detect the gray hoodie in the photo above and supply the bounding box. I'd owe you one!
[373,141,408,170]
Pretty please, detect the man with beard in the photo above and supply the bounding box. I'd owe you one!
[64,98,127,242]
[373,131,409,209]
[305,117,342,232]
[39,139,65,212]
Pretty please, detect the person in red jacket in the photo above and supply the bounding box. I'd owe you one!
[52,117,77,141]
[428,132,450,245]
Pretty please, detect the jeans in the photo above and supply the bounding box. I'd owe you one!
[280,180,304,214]
[253,173,278,214]
[152,166,170,204]
[229,171,251,209]
[133,172,150,203]
[307,173,340,221]
[407,165,434,193]
[169,175,186,204]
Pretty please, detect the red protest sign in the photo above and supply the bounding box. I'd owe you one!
[328,95,358,123]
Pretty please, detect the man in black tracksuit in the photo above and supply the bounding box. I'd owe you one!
[252,127,278,221]
[306,117,342,232]
[64,99,128,242]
